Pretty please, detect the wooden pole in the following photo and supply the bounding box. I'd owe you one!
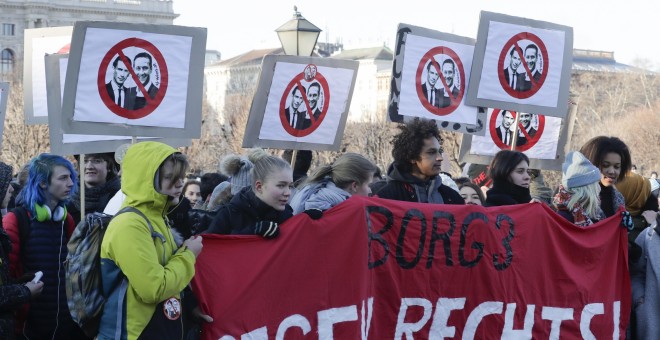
[509,112,521,151]
[79,154,85,222]
[290,149,298,167]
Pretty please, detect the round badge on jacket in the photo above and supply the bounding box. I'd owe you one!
[163,297,182,320]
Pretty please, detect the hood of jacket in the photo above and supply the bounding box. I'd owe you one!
[385,162,445,203]
[290,177,350,214]
[386,162,440,186]
[121,142,177,215]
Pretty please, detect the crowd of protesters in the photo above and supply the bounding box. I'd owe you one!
[0,117,658,339]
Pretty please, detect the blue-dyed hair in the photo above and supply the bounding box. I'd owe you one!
[23,153,78,213]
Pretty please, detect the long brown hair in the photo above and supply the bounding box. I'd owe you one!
[304,153,377,191]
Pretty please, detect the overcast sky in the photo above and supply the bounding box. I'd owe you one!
[173,0,659,70]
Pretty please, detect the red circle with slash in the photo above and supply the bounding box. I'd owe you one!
[415,46,465,116]
[97,38,168,119]
[279,67,330,137]
[497,32,548,99]
[489,109,545,152]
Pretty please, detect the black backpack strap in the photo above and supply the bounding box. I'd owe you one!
[12,206,31,264]
[114,206,168,265]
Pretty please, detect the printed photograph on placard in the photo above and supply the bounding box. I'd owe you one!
[61,21,206,138]
[466,11,573,119]
[243,55,359,151]
[389,23,486,136]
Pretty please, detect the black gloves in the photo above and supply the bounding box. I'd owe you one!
[303,208,323,220]
[188,209,214,234]
[621,211,634,231]
[254,221,280,239]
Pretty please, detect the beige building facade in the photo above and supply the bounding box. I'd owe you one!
[0,0,177,75]
[204,46,394,125]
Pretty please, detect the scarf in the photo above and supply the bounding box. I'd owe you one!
[71,176,122,214]
[486,180,532,206]
[553,185,604,227]
[599,183,626,218]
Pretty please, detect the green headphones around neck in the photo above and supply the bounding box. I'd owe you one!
[34,204,67,222]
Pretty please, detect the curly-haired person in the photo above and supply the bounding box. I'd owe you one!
[371,118,464,204]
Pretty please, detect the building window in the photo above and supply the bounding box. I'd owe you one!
[2,24,15,36]
[1,49,14,74]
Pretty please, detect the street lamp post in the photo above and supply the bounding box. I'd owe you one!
[276,6,321,165]
[275,6,322,57]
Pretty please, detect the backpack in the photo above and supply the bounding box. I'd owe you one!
[64,206,163,338]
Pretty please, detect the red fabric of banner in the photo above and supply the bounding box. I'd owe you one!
[192,196,630,339]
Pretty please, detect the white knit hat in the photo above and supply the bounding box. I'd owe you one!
[562,151,601,188]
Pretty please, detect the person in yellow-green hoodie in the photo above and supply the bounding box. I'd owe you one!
[98,142,203,340]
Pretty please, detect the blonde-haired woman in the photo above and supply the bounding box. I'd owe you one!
[290,153,377,216]
[553,151,604,226]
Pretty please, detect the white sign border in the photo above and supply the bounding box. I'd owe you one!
[242,55,359,151]
[46,53,190,155]
[61,21,206,138]
[459,92,578,171]
[388,23,487,136]
[465,11,573,119]
[23,26,73,125]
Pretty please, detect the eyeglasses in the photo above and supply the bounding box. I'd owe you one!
[83,158,106,165]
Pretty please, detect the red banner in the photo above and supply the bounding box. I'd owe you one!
[192,196,630,339]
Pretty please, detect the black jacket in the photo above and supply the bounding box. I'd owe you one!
[372,163,464,205]
[205,187,293,235]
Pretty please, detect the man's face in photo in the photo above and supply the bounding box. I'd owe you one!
[510,50,521,71]
[113,60,130,86]
[442,62,454,88]
[134,57,152,85]
[292,88,304,111]
[427,64,439,87]
[502,111,515,130]
[308,85,320,110]
[519,113,533,129]
[525,47,538,71]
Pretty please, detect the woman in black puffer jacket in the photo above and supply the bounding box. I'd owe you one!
[485,150,540,206]
[205,155,293,238]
